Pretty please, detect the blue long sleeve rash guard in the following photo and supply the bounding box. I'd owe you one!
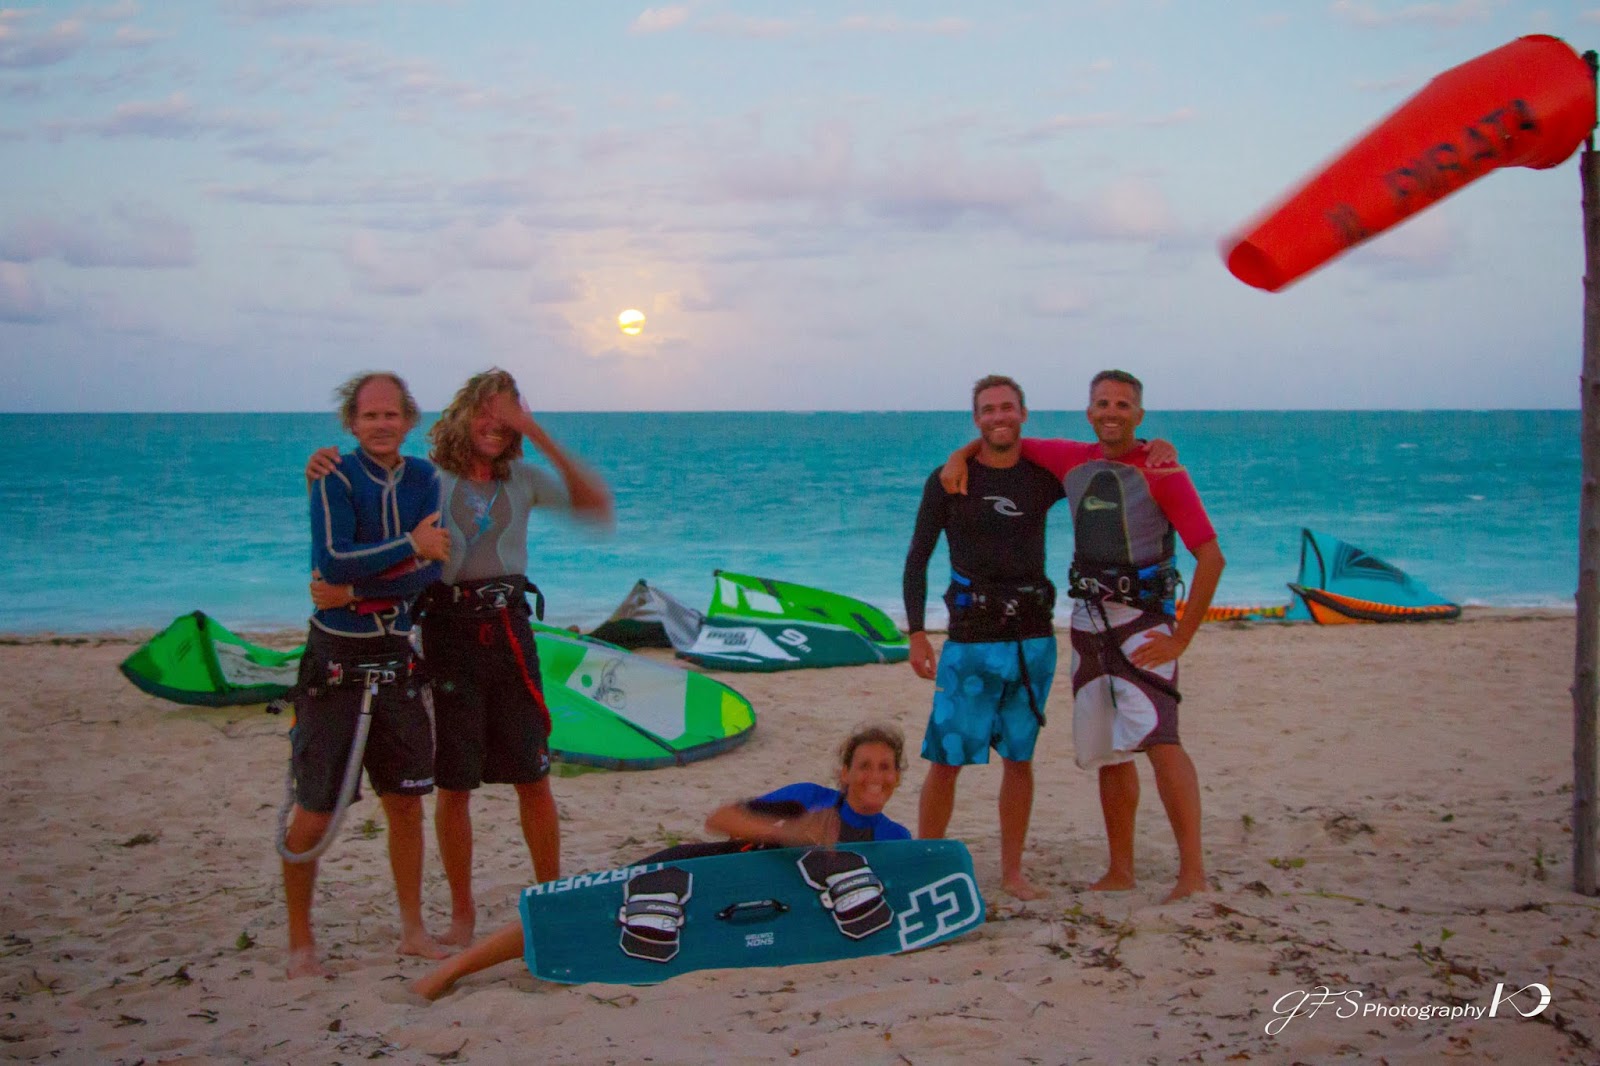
[309,449,442,638]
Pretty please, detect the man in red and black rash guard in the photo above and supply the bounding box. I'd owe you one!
[1020,369,1224,904]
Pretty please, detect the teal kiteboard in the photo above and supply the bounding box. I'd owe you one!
[518,839,984,985]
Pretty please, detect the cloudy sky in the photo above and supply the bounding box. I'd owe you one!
[2,1,1596,412]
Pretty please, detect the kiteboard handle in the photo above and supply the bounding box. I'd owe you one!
[715,898,790,923]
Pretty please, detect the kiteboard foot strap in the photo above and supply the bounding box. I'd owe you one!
[618,868,694,962]
[798,849,893,940]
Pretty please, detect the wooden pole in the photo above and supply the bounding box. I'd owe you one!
[1576,50,1600,897]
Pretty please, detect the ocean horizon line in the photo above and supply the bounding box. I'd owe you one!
[0,406,1584,417]
[5,409,1580,635]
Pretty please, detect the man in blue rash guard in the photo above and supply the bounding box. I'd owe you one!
[283,371,453,980]
[309,368,613,948]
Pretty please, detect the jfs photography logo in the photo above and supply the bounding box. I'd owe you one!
[1266,983,1551,1036]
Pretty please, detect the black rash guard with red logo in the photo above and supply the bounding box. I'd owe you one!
[902,458,1065,643]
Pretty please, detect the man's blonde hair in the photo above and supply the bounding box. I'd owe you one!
[428,368,524,479]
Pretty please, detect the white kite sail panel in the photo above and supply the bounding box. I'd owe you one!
[591,572,910,672]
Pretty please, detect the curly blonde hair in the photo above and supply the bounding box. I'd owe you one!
[428,368,524,479]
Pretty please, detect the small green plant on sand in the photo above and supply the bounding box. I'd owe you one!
[357,818,382,840]
[1268,856,1306,871]
[551,762,606,779]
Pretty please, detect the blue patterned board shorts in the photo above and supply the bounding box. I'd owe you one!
[921,636,1057,766]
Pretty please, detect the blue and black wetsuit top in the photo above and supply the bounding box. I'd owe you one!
[750,783,912,843]
[639,783,910,863]
[309,449,442,639]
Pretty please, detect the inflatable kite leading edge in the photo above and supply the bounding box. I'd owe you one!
[1222,35,1596,293]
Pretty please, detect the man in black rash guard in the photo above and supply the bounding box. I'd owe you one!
[904,374,1064,900]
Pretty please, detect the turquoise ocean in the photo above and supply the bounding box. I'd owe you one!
[1,410,1579,635]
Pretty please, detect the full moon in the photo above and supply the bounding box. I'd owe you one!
[617,309,645,336]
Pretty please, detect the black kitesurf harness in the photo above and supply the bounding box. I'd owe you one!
[1067,559,1184,705]
[1066,559,1179,613]
[416,573,566,745]
[947,569,1055,726]
[420,574,545,620]
[275,647,418,864]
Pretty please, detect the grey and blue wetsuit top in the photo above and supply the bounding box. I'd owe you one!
[437,461,573,585]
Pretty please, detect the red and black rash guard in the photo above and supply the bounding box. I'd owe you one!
[1019,439,1216,568]
[903,458,1065,642]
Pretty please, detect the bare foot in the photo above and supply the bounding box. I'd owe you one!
[441,914,476,947]
[1002,875,1048,901]
[1161,876,1207,904]
[381,983,434,1007]
[397,930,452,960]
[1089,871,1136,892]
[409,969,454,1002]
[286,946,334,980]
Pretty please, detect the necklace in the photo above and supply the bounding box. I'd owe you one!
[464,480,501,540]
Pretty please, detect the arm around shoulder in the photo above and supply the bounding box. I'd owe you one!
[938,439,981,494]
[1019,437,1094,477]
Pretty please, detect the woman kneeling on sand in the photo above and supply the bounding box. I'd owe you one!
[411,723,908,1000]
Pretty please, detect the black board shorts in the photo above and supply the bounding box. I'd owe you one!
[423,603,552,791]
[290,628,434,812]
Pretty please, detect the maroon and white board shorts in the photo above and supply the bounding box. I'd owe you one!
[1068,599,1180,770]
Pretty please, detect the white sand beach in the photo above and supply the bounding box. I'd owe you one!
[2,610,1597,1064]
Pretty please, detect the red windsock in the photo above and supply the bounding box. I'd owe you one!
[1222,35,1596,293]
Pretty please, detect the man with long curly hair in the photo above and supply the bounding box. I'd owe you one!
[309,369,612,945]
